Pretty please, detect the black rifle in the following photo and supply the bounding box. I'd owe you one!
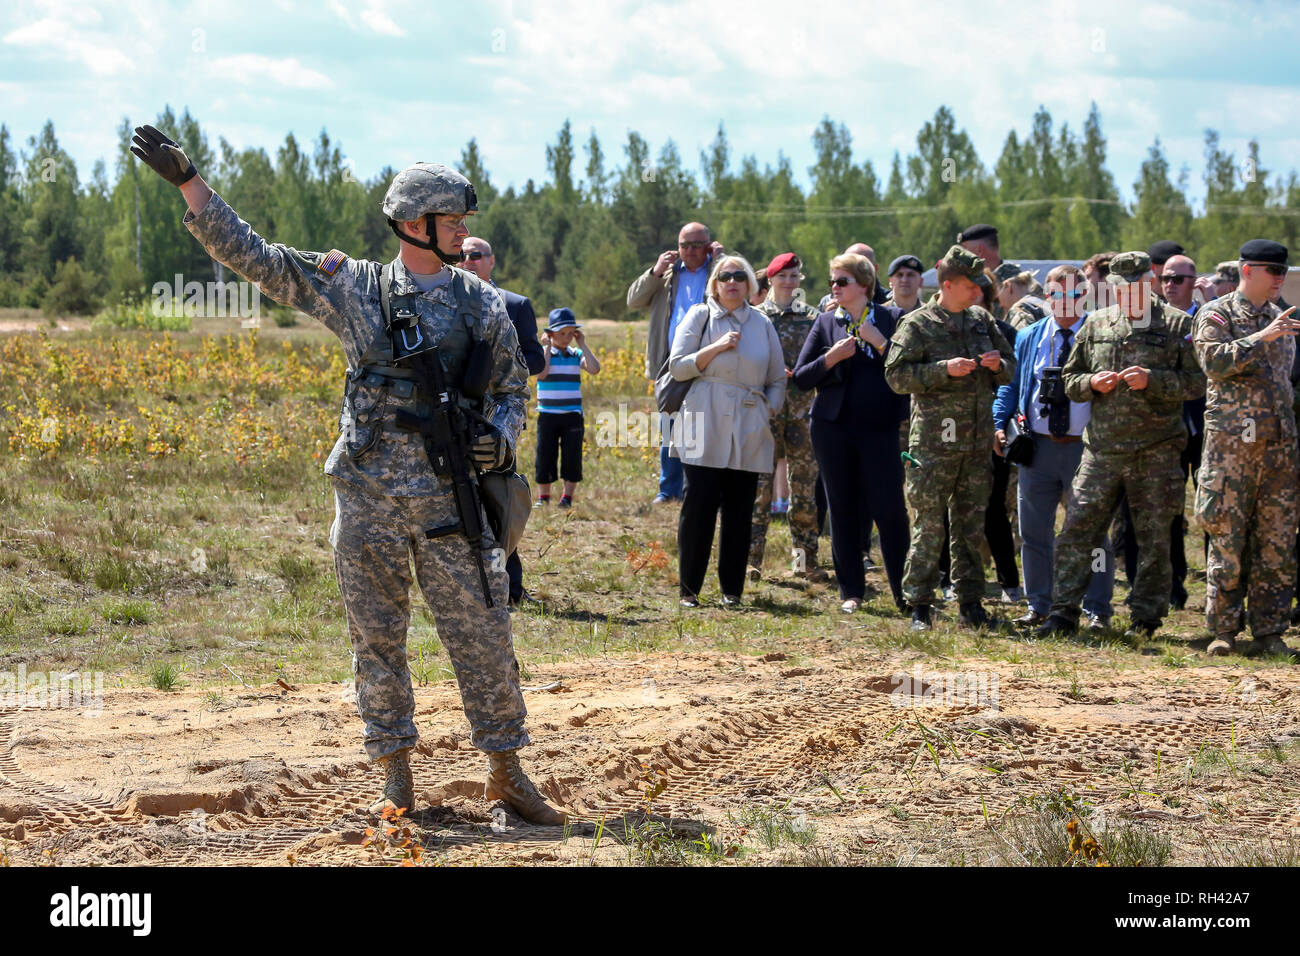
[394,345,495,608]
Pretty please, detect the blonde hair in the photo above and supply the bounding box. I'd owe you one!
[707,255,759,300]
[829,253,877,297]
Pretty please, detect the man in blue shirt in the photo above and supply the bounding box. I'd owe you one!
[627,222,723,503]
[994,264,1115,629]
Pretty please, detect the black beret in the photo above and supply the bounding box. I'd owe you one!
[888,254,923,276]
[1239,239,1288,266]
[1147,239,1185,264]
[957,223,998,243]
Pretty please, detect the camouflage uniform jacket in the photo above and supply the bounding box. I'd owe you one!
[1062,299,1203,453]
[757,295,819,415]
[883,301,1015,453]
[1194,291,1296,442]
[184,193,528,497]
[1006,296,1049,331]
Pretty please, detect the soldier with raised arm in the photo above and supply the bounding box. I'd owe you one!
[129,123,568,825]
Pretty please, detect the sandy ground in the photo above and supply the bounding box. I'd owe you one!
[2,642,1298,866]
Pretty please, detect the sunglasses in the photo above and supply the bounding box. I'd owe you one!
[1160,274,1193,284]
[464,251,487,261]
[1248,263,1288,277]
[830,277,855,288]
[717,271,749,284]
[679,240,707,250]
[1049,289,1087,299]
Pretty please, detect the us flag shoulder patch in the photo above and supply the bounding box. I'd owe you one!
[318,249,346,276]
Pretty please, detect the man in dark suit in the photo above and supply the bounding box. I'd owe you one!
[463,236,545,608]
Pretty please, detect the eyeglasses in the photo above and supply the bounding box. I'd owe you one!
[717,271,748,284]
[679,240,707,250]
[464,251,487,261]
[1248,263,1288,277]
[1049,289,1087,299]
[1160,274,1193,284]
[830,277,855,288]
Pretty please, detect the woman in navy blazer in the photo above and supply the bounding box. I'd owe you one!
[794,254,910,614]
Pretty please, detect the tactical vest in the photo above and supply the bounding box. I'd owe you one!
[340,265,483,461]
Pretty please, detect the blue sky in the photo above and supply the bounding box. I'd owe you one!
[2,0,1297,207]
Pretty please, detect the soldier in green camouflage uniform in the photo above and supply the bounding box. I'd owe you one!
[1193,239,1299,657]
[749,253,821,579]
[1039,252,1205,640]
[130,124,567,825]
[884,246,1015,631]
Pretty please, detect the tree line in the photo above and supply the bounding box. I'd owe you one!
[0,103,1296,320]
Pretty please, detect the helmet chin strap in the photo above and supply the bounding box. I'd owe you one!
[388,214,464,266]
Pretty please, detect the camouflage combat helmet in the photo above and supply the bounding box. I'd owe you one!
[382,162,478,263]
[382,162,478,221]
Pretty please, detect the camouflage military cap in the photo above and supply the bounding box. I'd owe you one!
[939,244,985,282]
[993,261,1023,282]
[381,162,478,221]
[1106,251,1152,284]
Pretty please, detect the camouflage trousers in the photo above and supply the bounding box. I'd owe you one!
[329,477,528,760]
[1195,430,1299,639]
[750,411,819,570]
[902,445,991,606]
[1051,445,1183,623]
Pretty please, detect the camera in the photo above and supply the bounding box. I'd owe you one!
[1038,365,1067,406]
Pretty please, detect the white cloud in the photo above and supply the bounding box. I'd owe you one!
[4,12,134,76]
[209,54,335,90]
[359,1,404,37]
[328,0,406,37]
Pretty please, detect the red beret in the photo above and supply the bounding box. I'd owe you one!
[766,252,801,277]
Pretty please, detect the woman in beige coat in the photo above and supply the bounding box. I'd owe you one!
[668,255,786,606]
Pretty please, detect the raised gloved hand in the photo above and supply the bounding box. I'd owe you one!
[130,124,198,186]
[470,424,512,471]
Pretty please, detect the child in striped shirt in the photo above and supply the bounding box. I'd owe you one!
[536,308,601,508]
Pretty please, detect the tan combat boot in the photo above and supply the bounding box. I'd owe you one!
[369,748,415,814]
[485,750,568,826]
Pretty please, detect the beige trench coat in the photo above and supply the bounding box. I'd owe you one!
[667,298,786,472]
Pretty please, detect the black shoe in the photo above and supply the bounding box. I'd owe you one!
[1014,609,1048,628]
[680,595,700,609]
[1170,589,1188,611]
[958,602,994,629]
[721,594,742,608]
[508,589,538,608]
[1124,619,1160,641]
[910,605,932,632]
[1036,614,1078,639]
[894,596,909,615]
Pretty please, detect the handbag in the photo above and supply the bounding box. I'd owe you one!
[1004,412,1036,466]
[654,312,711,414]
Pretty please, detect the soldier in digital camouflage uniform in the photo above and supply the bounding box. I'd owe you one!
[884,245,1015,632]
[749,253,823,581]
[129,123,569,825]
[1193,239,1299,658]
[1038,252,1205,642]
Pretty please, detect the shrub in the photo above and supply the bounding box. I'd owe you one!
[42,259,101,317]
